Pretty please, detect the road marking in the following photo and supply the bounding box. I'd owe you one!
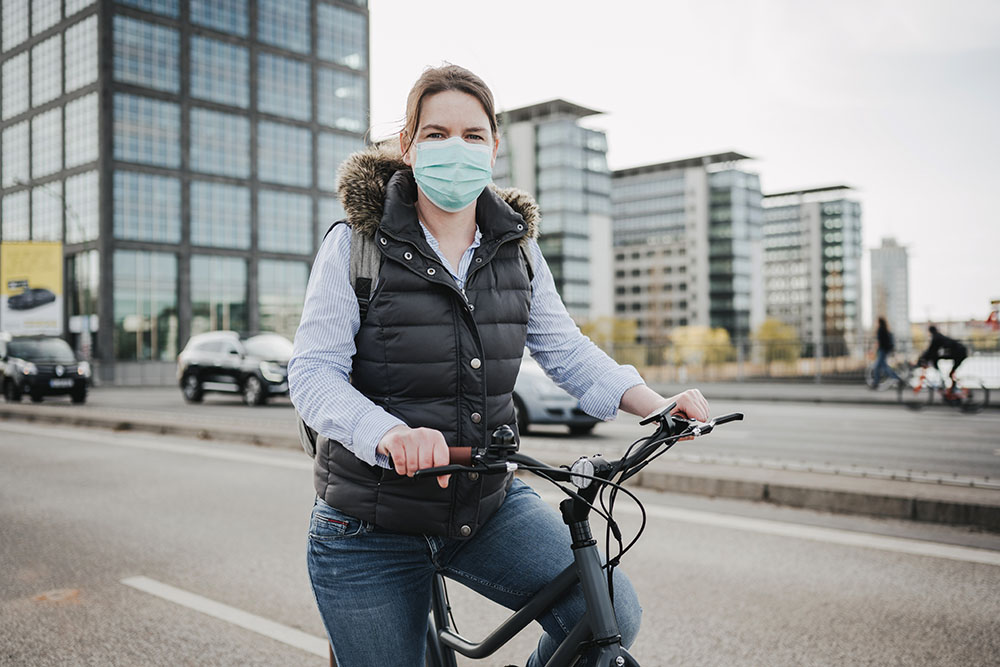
[121,576,327,657]
[0,422,312,471]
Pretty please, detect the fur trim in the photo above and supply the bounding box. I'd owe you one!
[337,143,540,241]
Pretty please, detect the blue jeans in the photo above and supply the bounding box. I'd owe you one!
[872,350,901,386]
[307,479,641,667]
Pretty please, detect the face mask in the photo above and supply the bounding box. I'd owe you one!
[412,136,493,213]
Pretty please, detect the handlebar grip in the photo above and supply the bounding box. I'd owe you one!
[713,412,744,426]
[450,446,472,465]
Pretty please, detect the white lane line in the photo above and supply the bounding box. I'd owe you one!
[121,576,327,657]
[538,493,1000,567]
[0,421,312,470]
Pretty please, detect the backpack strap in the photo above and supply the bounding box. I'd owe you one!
[519,242,535,288]
[349,225,382,325]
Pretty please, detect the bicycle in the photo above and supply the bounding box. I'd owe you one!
[398,403,745,667]
[895,361,990,413]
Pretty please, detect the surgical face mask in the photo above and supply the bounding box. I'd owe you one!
[412,136,493,213]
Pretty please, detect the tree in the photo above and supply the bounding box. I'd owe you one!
[752,319,801,364]
[666,326,735,366]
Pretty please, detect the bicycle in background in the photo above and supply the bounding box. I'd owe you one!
[896,361,989,412]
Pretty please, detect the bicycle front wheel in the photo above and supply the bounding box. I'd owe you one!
[897,376,933,409]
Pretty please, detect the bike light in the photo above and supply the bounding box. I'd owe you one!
[570,457,595,489]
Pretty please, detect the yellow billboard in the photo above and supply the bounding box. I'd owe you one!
[1,241,63,335]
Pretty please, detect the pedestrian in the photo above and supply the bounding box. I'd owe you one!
[870,317,901,388]
[287,64,710,667]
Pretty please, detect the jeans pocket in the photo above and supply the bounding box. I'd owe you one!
[309,499,367,541]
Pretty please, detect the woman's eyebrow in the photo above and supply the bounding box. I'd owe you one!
[419,124,488,134]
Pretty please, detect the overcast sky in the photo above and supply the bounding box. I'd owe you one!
[367,0,1000,325]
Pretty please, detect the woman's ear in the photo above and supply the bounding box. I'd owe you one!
[400,132,413,167]
[491,135,500,168]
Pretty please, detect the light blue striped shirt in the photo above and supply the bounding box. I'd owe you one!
[288,222,645,469]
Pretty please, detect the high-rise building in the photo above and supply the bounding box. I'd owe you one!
[0,0,369,383]
[762,186,863,355]
[870,237,910,347]
[610,152,764,343]
[493,99,612,321]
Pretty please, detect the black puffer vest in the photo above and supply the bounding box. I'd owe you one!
[313,145,540,540]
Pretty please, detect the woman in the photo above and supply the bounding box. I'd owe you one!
[871,317,901,388]
[288,64,709,667]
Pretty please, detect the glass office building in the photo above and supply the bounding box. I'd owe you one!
[0,0,369,383]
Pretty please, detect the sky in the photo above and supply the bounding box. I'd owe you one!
[367,0,1000,324]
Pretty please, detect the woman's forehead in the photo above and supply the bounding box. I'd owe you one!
[418,90,490,127]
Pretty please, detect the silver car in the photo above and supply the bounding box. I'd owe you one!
[513,351,599,435]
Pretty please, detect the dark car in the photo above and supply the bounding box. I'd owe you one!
[1,335,90,404]
[177,331,292,406]
[7,287,57,311]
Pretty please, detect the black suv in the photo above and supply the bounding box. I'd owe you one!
[177,331,292,406]
[1,335,90,404]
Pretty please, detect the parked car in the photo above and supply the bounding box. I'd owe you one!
[1,335,90,404]
[513,351,600,435]
[177,331,292,406]
[7,287,57,310]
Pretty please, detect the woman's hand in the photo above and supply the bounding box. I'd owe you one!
[664,388,709,422]
[377,425,451,488]
[621,384,710,423]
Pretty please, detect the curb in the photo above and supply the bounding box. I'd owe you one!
[3,406,998,533]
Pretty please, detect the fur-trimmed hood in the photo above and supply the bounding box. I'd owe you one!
[336,143,540,242]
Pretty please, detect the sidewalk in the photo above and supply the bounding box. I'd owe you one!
[1,386,998,533]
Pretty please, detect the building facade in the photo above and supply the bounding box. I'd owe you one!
[610,152,764,343]
[493,99,612,321]
[762,186,863,355]
[870,236,910,348]
[0,0,369,383]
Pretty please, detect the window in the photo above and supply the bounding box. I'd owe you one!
[114,0,177,17]
[1,120,29,187]
[113,16,179,92]
[65,170,99,243]
[190,36,248,108]
[258,190,311,253]
[31,107,62,178]
[65,15,98,93]
[1,52,28,119]
[113,170,181,243]
[317,132,362,191]
[318,196,345,242]
[31,35,61,107]
[32,182,62,240]
[190,255,247,335]
[113,93,181,168]
[258,53,310,121]
[258,259,307,340]
[67,250,99,343]
[190,0,247,36]
[66,0,95,17]
[190,181,250,249]
[113,249,177,361]
[317,4,367,70]
[317,67,366,132]
[2,0,30,51]
[190,108,249,177]
[257,121,311,187]
[1,191,29,240]
[32,0,60,35]
[65,92,99,168]
[257,0,309,54]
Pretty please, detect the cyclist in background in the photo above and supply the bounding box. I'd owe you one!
[870,317,902,388]
[918,325,968,394]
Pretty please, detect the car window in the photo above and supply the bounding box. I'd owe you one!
[7,338,76,363]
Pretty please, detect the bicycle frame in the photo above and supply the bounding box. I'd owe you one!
[425,496,638,667]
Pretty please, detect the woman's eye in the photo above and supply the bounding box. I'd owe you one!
[427,132,444,139]
[466,134,485,142]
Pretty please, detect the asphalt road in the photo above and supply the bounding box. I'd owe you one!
[45,386,1000,482]
[2,421,998,666]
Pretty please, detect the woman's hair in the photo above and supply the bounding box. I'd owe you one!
[401,65,498,153]
[878,317,887,330]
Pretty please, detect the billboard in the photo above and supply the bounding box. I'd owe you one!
[0,242,63,335]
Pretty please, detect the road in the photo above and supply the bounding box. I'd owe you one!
[45,386,1000,482]
[2,421,998,666]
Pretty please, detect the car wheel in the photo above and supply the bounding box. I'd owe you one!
[513,395,528,435]
[30,393,44,403]
[243,375,266,406]
[569,423,596,436]
[4,381,22,403]
[182,373,204,403]
[71,388,87,404]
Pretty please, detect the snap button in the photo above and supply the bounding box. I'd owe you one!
[468,303,475,312]
[475,257,482,263]
[467,472,479,481]
[380,237,387,245]
[470,412,481,424]
[404,251,412,260]
[470,358,481,369]
[427,267,436,276]
[459,524,472,537]
[516,224,524,231]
